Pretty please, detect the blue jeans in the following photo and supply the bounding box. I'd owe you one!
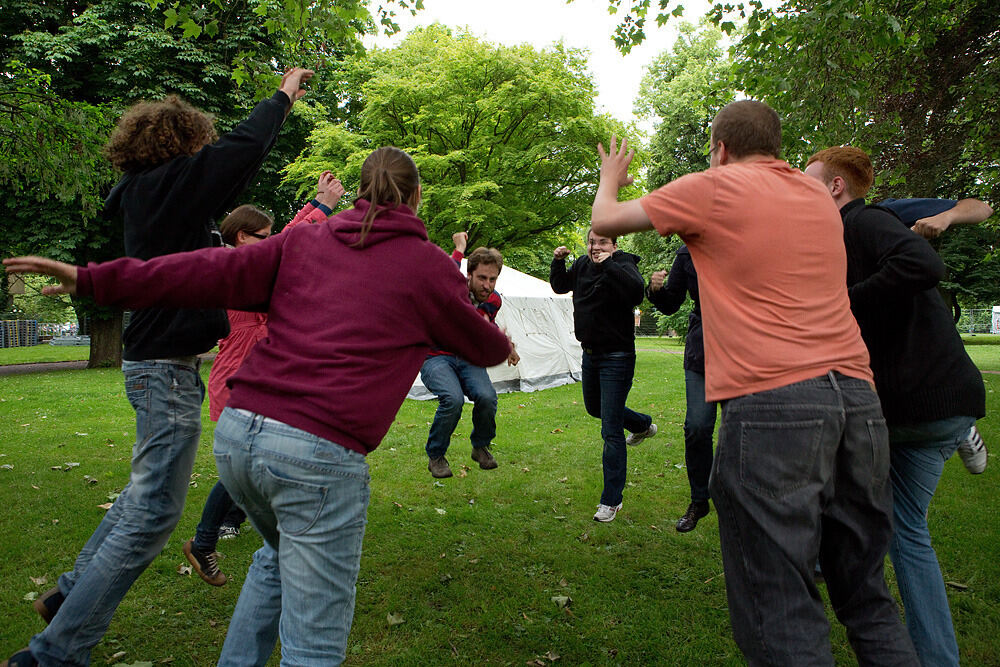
[683,369,717,503]
[193,480,242,553]
[32,359,204,666]
[581,350,652,507]
[420,354,497,458]
[888,416,972,667]
[709,372,917,666]
[214,408,370,666]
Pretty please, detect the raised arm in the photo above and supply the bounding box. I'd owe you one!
[591,135,653,238]
[285,171,345,231]
[549,246,575,294]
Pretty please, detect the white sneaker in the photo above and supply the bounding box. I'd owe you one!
[626,423,657,446]
[593,502,622,522]
[957,425,987,474]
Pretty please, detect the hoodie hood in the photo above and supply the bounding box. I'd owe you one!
[329,198,429,248]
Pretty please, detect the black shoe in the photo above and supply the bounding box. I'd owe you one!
[1,649,37,667]
[33,586,64,625]
[183,539,227,586]
[675,501,710,533]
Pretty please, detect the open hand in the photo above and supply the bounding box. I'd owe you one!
[4,256,79,296]
[279,68,315,108]
[597,134,635,189]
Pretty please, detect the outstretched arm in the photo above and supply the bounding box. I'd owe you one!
[912,198,993,239]
[4,257,78,296]
[591,135,652,238]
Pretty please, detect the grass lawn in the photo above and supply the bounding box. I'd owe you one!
[0,345,90,365]
[0,348,998,665]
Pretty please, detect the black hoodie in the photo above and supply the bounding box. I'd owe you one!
[103,91,290,360]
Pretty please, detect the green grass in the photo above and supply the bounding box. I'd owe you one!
[0,349,998,665]
[0,345,89,365]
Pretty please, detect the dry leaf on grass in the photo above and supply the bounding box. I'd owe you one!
[177,564,192,576]
[30,576,47,586]
[387,611,405,626]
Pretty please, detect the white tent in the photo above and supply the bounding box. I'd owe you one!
[407,261,582,400]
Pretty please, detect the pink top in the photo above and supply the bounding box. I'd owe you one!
[639,159,872,402]
[207,200,329,421]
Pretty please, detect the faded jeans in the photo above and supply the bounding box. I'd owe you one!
[31,359,204,666]
[421,354,497,459]
[888,415,973,667]
[214,408,370,667]
[581,350,652,507]
[709,372,917,666]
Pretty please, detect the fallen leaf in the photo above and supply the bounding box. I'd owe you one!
[546,650,561,661]
[1,464,13,470]
[578,532,589,543]
[387,611,405,626]
[433,481,444,488]
[30,575,47,586]
[177,564,192,576]
[31,485,39,489]
[23,591,38,602]
[98,503,114,511]
[458,468,468,478]
[559,578,568,587]
[64,462,80,469]
[83,475,99,485]
[208,620,218,628]
[468,498,475,505]
[551,595,571,609]
[521,467,530,473]
[945,581,969,590]
[109,651,127,661]
[74,433,88,436]
[550,428,563,433]
[392,501,403,508]
[440,573,453,583]
[557,477,568,483]
[435,508,447,515]
[650,525,660,531]
[468,558,479,564]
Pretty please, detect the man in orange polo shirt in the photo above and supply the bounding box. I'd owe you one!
[590,101,917,665]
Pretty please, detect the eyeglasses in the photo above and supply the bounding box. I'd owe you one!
[246,231,270,240]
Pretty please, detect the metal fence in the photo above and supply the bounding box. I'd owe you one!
[956,308,996,334]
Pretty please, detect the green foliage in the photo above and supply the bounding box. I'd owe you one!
[285,25,637,272]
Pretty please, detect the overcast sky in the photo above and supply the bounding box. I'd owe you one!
[368,0,720,127]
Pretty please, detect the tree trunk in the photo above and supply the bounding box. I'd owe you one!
[88,311,123,368]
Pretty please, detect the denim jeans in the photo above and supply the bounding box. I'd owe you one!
[888,415,972,667]
[683,369,717,503]
[214,407,370,667]
[420,354,497,458]
[32,359,204,666]
[709,372,917,666]
[193,480,241,553]
[581,350,652,507]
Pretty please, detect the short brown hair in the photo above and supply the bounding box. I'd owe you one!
[219,205,274,246]
[711,100,782,159]
[806,146,874,198]
[104,95,217,173]
[467,247,503,273]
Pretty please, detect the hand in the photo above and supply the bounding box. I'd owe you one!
[911,214,950,239]
[553,246,570,260]
[316,171,345,209]
[507,348,520,366]
[452,231,468,254]
[597,134,635,190]
[4,256,79,296]
[279,68,315,109]
[649,270,667,292]
[592,250,611,264]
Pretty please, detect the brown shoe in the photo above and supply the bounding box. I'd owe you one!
[183,539,227,586]
[428,456,453,478]
[33,586,64,625]
[1,648,36,666]
[471,446,498,470]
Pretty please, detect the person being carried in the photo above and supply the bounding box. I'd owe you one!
[5,146,512,666]
[590,101,917,664]
[805,146,988,666]
[420,231,520,479]
[549,229,656,523]
[3,67,314,667]
[646,245,716,533]
[184,172,346,587]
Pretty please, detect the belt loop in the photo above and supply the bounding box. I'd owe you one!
[827,370,840,392]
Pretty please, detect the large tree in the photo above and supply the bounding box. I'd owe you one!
[284,25,633,277]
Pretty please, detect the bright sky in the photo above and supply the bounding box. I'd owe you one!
[368,0,721,127]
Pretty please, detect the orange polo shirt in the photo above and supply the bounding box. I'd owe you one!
[639,159,872,402]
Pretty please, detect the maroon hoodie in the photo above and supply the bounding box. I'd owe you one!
[76,199,511,454]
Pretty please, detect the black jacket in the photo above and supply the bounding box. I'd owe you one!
[550,250,644,353]
[647,245,704,373]
[104,91,290,360]
[842,199,985,424]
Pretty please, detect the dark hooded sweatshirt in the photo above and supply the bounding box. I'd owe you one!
[76,199,511,455]
[103,91,291,360]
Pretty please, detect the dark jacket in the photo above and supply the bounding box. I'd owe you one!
[841,199,985,424]
[647,245,704,373]
[549,250,644,353]
[77,199,511,455]
[104,91,291,360]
